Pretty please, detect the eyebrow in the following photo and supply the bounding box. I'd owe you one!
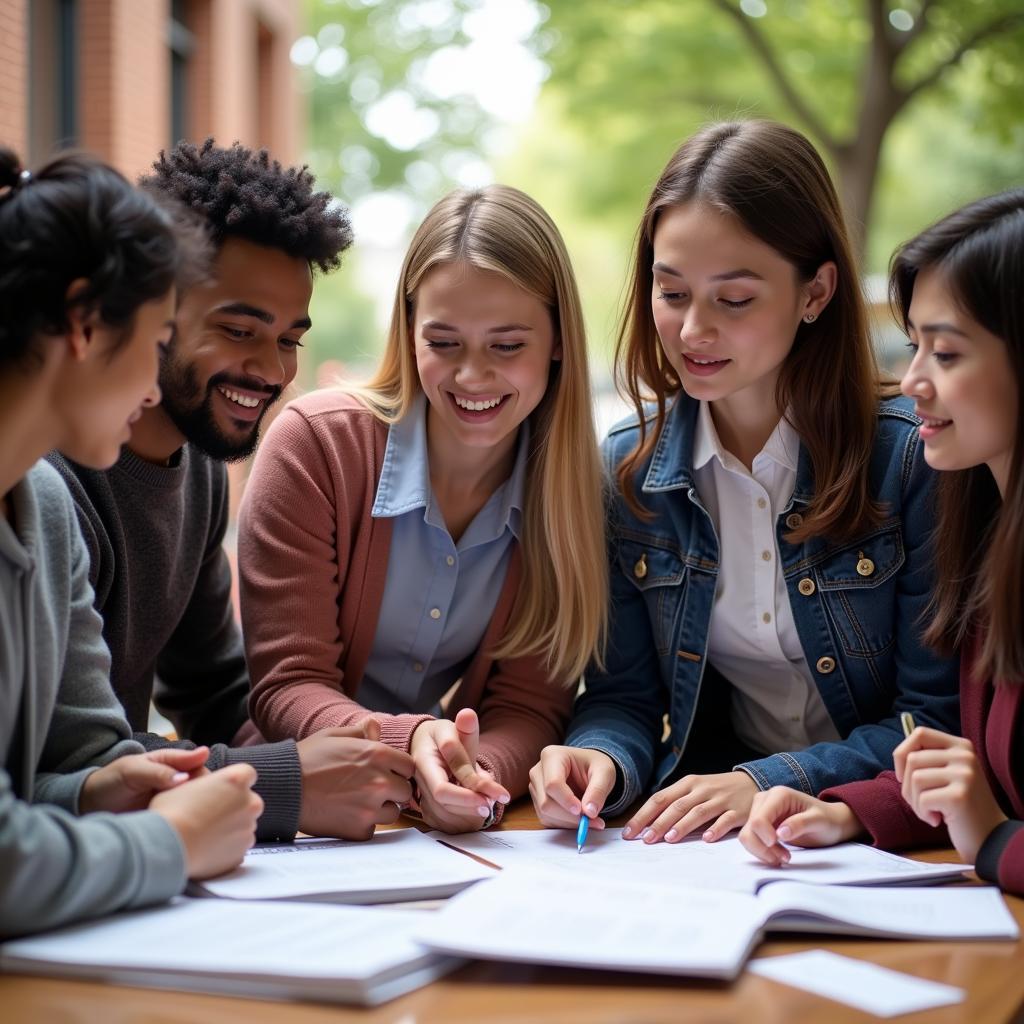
[214,302,312,331]
[652,262,764,282]
[422,319,534,334]
[906,318,969,338]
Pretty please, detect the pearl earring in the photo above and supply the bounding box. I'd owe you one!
[803,313,817,323]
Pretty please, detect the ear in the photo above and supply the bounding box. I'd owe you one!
[802,261,838,321]
[64,279,95,361]
[552,340,563,362]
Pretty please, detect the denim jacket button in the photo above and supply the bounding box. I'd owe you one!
[785,512,803,529]
[815,655,836,674]
[633,553,648,579]
[856,554,875,577]
[798,577,816,596]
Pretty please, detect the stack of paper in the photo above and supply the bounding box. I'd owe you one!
[415,864,1019,980]
[190,828,495,903]
[0,898,461,1006]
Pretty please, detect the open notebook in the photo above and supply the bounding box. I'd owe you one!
[432,828,971,892]
[0,898,461,1007]
[416,865,1019,980]
[189,827,494,904]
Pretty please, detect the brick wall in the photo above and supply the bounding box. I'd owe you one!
[0,0,27,153]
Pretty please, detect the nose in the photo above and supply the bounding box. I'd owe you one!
[900,348,933,401]
[243,336,289,388]
[679,303,713,346]
[454,347,494,386]
[141,380,161,408]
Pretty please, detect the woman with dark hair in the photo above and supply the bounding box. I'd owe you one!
[0,148,262,938]
[530,120,960,844]
[741,190,1024,896]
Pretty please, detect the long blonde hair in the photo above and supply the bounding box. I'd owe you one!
[350,185,606,682]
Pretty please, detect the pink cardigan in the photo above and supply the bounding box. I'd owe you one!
[821,631,1024,895]
[237,390,573,801]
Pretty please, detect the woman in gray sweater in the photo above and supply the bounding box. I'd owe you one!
[0,147,262,939]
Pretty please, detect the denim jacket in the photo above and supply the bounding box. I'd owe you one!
[568,394,961,815]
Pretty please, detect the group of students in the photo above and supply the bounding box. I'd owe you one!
[1,118,1021,944]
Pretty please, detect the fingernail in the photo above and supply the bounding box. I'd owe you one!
[171,772,188,784]
[622,826,633,839]
[498,794,510,804]
[585,802,598,816]
[641,828,655,842]
[666,829,679,842]
[478,805,490,816]
[702,829,713,841]
[777,825,792,841]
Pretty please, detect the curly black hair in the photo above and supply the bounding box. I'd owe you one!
[140,138,353,274]
[0,146,210,369]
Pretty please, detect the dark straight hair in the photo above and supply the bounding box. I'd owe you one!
[615,120,895,542]
[0,147,208,370]
[890,189,1024,684]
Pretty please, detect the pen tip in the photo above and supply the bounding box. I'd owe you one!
[577,844,583,854]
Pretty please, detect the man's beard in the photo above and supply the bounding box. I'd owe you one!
[158,352,281,463]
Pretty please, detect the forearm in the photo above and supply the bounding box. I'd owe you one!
[976,820,1024,895]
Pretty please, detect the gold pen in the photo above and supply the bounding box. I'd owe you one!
[900,711,916,738]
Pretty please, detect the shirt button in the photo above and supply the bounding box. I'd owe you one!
[413,661,424,673]
[816,655,836,674]
[446,555,455,567]
[757,498,767,510]
[430,608,442,620]
[762,612,771,624]
[761,550,771,562]
[786,513,803,530]
[798,577,816,596]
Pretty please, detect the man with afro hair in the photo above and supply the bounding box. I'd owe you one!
[49,139,415,843]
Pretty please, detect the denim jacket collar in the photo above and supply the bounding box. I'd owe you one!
[641,395,815,505]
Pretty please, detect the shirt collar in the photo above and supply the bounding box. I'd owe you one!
[692,400,799,474]
[372,391,530,541]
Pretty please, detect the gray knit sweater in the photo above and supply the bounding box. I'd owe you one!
[48,446,302,842]
[0,461,186,939]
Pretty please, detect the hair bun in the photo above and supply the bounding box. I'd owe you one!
[0,147,25,191]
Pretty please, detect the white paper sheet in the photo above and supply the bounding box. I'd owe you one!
[0,898,460,1005]
[416,864,764,978]
[749,950,967,1016]
[194,828,494,902]
[433,828,969,893]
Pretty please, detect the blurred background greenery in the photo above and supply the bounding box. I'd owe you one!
[295,0,1024,406]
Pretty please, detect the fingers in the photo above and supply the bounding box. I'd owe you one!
[739,816,788,867]
[437,730,508,803]
[579,759,617,822]
[529,747,608,828]
[361,717,381,742]
[701,809,742,843]
[145,746,209,772]
[454,708,480,765]
[127,757,192,792]
[218,762,259,789]
[894,726,971,781]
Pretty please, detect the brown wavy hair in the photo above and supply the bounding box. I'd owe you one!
[615,120,894,543]
[891,189,1024,684]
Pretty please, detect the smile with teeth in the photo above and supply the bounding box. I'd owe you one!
[920,415,952,428]
[452,394,505,411]
[218,387,263,409]
[685,356,729,365]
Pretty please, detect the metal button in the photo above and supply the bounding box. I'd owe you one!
[856,551,875,577]
[413,661,424,672]
[815,655,836,674]
[798,577,816,596]
[446,555,455,567]
[785,513,803,530]
[762,612,771,624]
[761,550,771,562]
[634,553,648,580]
[430,608,441,620]
[757,498,767,510]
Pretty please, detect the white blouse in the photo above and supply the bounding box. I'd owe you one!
[692,401,841,755]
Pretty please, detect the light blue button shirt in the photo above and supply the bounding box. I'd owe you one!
[359,392,528,715]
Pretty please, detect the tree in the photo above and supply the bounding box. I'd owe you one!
[536,0,1024,258]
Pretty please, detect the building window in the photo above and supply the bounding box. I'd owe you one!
[169,0,195,146]
[28,0,78,162]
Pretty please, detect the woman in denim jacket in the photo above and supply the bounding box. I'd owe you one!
[529,120,960,845]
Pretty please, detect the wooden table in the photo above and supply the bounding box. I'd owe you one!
[3,803,1023,1023]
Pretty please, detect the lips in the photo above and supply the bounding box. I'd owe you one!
[215,385,274,423]
[682,353,731,377]
[446,391,510,422]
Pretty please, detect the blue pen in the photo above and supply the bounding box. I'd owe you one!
[576,814,589,854]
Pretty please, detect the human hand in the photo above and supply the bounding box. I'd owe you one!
[150,764,263,879]
[79,746,209,814]
[739,786,864,866]
[894,726,1007,863]
[297,720,415,840]
[623,771,759,844]
[410,710,510,834]
[528,745,618,829]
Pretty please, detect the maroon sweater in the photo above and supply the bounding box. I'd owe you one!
[822,632,1024,896]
